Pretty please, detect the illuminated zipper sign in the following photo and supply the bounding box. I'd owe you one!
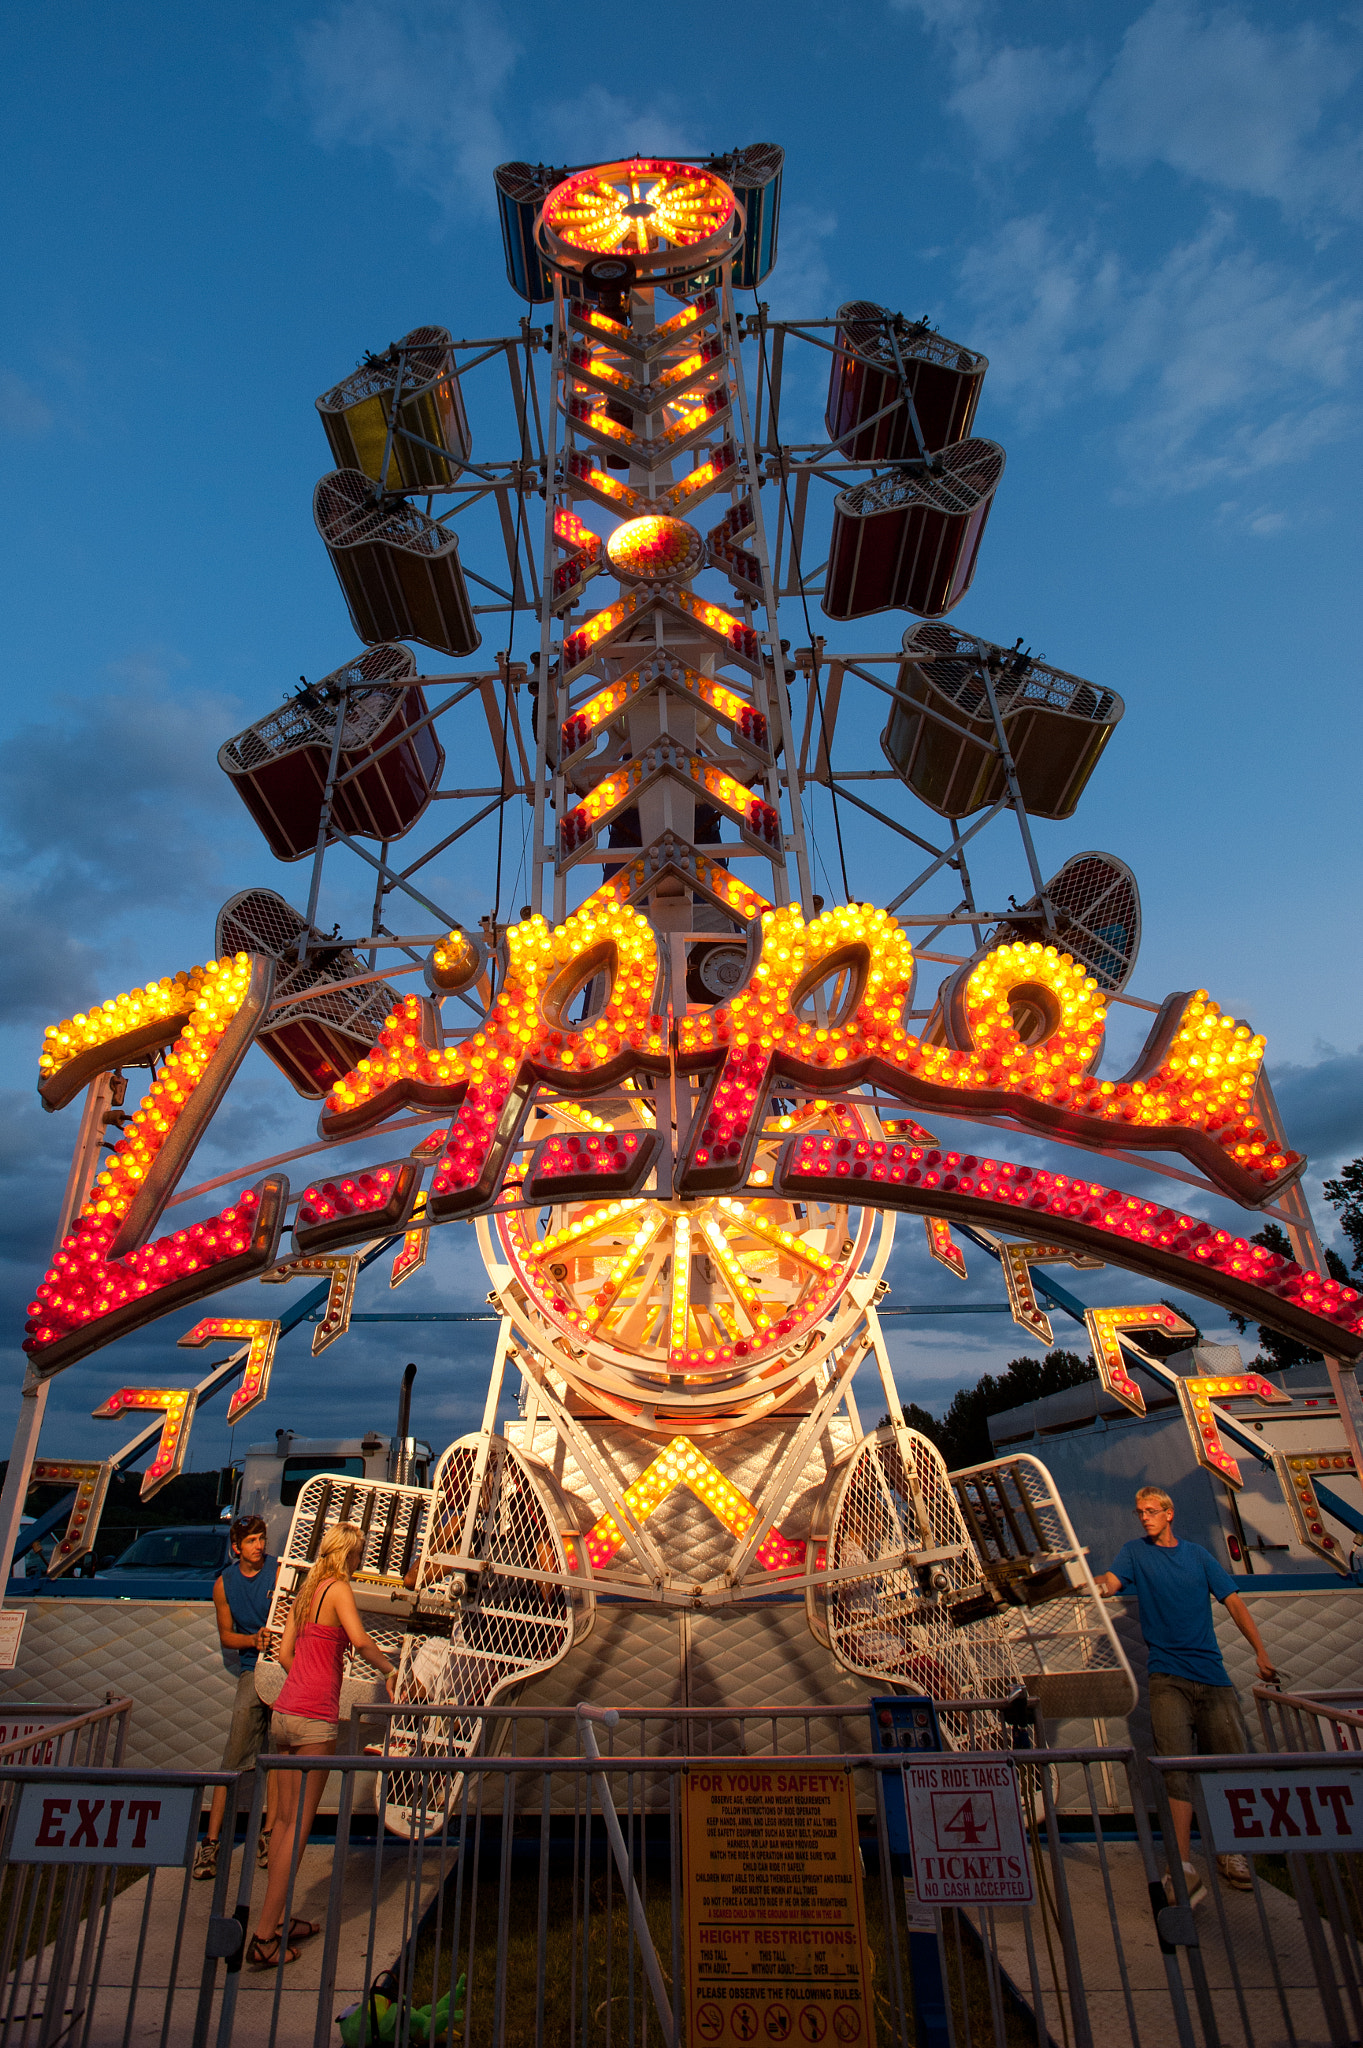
[26,892,1340,1376]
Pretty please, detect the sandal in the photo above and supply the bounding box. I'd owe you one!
[247,1933,299,1971]
[287,1917,321,1943]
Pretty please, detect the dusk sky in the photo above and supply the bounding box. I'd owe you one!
[2,0,1361,1482]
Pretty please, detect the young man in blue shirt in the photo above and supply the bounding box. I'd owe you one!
[1096,1486,1276,1905]
[193,1515,281,1879]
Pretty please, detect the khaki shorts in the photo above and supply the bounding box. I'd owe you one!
[1148,1672,1249,1803]
[221,1668,271,1772]
[271,1711,339,1748]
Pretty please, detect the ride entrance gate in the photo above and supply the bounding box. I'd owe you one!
[5,148,1363,1765]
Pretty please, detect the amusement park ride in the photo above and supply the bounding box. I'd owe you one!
[7,150,1363,1822]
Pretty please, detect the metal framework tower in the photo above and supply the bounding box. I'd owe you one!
[13,150,1363,1825]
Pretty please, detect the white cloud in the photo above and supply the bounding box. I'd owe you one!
[955,208,1362,492]
[891,0,1093,159]
[758,203,838,319]
[535,85,697,164]
[295,0,518,219]
[947,41,1093,161]
[1090,0,1363,223]
[0,369,54,438]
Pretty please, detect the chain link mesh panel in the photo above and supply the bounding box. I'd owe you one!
[808,1425,1022,1747]
[988,851,1141,994]
[377,1435,591,1837]
[950,1454,1137,1719]
[255,1473,434,1719]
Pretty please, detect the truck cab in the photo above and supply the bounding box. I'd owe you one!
[236,1430,434,1557]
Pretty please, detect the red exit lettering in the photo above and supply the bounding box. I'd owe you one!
[31,1795,161,1851]
[1224,1783,1354,1839]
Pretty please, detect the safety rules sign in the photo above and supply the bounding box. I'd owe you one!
[682,1763,877,2046]
[903,1758,1033,1904]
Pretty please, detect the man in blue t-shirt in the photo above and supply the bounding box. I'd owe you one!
[193,1515,281,1880]
[1096,1486,1276,1905]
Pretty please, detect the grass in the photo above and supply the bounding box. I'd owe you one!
[398,1845,1041,2048]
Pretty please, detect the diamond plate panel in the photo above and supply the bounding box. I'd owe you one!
[0,1598,239,1771]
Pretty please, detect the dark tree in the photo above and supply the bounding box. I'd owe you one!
[1323,1158,1363,1274]
[936,1349,1095,1471]
[902,1403,945,1450]
[1227,1223,1349,1370]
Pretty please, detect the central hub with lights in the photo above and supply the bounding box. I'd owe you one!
[539,157,740,282]
[606,514,703,584]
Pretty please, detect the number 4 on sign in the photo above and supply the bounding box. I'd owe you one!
[941,1796,991,1846]
[1084,1304,1198,1416]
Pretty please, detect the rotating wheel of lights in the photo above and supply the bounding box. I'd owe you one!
[479,1099,895,1435]
[539,158,741,282]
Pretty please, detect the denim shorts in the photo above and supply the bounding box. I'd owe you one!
[270,1711,339,1748]
[1148,1672,1249,1802]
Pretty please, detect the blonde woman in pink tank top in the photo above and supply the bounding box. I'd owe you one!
[248,1523,396,1971]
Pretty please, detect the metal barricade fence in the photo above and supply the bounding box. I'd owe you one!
[0,1759,245,2048]
[0,1700,133,1772]
[1255,1684,1363,1756]
[17,1705,1363,2048]
[214,1710,1201,2048]
[1151,1748,1363,2048]
[0,1702,134,2048]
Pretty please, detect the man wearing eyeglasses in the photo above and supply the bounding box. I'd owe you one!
[1095,1486,1276,1906]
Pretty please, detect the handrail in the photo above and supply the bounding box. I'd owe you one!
[0,1696,132,1764]
[1253,1683,1363,1728]
[1254,1680,1363,1753]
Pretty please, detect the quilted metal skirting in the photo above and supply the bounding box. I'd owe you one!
[4,1583,1358,1805]
[0,1599,240,1771]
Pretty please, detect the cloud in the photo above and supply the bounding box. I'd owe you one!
[891,0,1093,159]
[1091,0,1363,224]
[1268,1048,1363,1170]
[954,208,1362,491]
[947,42,1093,162]
[0,370,53,438]
[758,204,838,319]
[535,85,697,165]
[0,1090,72,1281]
[295,0,518,219]
[0,663,248,1022]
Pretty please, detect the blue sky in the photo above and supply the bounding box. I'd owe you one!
[2,0,1361,1478]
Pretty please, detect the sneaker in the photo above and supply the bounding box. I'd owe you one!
[1217,1853,1253,1891]
[256,1827,272,1871]
[192,1839,218,1882]
[1163,1862,1208,1910]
